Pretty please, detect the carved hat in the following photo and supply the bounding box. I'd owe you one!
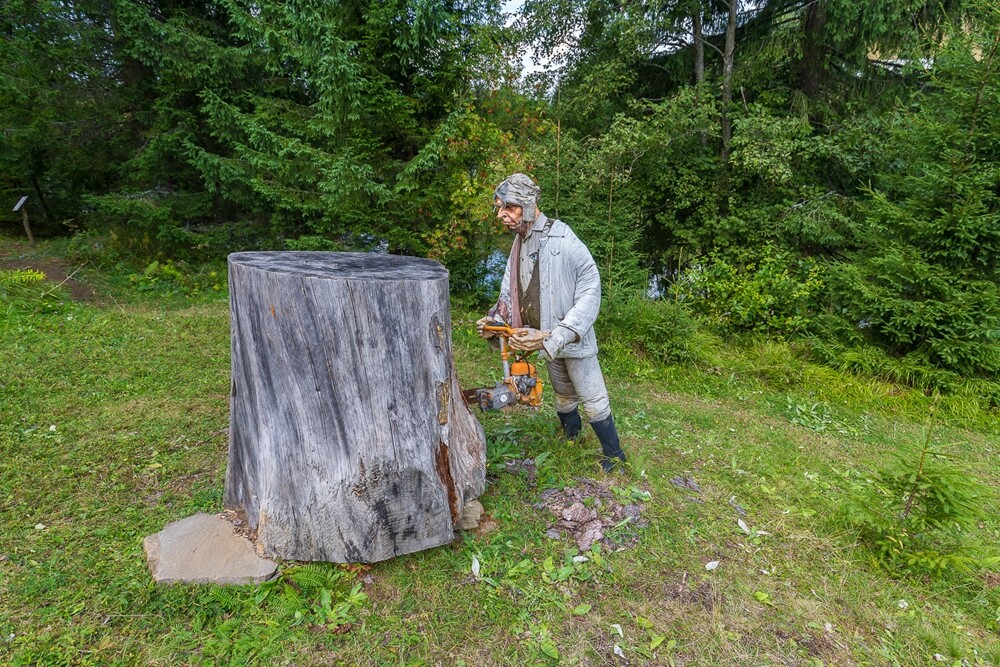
[494,173,541,224]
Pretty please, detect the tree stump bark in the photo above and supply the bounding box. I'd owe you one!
[225,251,486,563]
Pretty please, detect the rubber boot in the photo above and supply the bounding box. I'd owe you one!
[557,407,583,440]
[591,414,626,473]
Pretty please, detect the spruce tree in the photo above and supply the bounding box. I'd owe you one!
[92,0,505,261]
[830,20,1000,378]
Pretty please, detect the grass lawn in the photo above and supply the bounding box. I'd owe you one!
[1,237,998,666]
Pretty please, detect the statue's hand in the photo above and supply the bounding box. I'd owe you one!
[476,316,497,339]
[508,328,549,352]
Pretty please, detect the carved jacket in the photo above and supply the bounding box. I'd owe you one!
[489,212,601,359]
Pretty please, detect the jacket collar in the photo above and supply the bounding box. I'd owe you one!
[530,212,548,233]
[530,211,565,237]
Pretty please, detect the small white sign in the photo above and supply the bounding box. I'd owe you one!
[13,196,28,212]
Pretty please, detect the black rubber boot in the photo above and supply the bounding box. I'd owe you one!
[591,414,626,473]
[557,407,583,440]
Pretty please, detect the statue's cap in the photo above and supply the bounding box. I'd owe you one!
[494,173,540,210]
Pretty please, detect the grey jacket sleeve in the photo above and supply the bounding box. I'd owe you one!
[542,325,578,359]
[540,228,601,359]
[556,235,602,339]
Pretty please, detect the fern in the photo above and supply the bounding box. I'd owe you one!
[206,586,243,610]
[0,269,46,286]
[283,562,347,592]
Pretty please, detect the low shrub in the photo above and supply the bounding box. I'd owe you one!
[598,296,699,365]
[837,400,997,575]
[673,246,825,337]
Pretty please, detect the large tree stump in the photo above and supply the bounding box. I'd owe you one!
[225,251,486,563]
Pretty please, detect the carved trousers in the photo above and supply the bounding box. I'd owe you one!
[546,355,611,422]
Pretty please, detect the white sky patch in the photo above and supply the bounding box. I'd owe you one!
[502,0,552,77]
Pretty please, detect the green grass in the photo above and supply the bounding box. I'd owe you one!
[2,238,999,666]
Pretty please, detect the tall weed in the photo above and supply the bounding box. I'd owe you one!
[0,268,66,316]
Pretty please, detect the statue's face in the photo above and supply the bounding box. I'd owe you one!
[495,198,525,234]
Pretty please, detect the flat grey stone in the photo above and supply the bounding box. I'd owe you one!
[457,500,483,531]
[144,513,277,585]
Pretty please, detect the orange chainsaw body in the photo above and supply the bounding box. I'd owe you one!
[465,323,545,410]
[507,358,543,407]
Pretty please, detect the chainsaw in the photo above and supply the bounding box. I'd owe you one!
[464,323,544,411]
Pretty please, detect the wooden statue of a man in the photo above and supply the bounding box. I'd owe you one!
[476,173,627,473]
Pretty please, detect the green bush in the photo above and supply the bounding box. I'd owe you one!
[674,245,825,336]
[283,235,344,251]
[598,296,698,364]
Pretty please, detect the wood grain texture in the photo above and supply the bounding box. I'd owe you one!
[225,251,486,563]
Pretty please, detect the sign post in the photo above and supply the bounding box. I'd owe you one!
[13,196,34,244]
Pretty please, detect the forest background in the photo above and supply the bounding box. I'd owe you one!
[2,0,999,397]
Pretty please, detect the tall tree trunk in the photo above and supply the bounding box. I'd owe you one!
[693,5,704,85]
[110,5,153,139]
[30,175,55,225]
[720,0,737,166]
[800,0,827,97]
[694,2,707,146]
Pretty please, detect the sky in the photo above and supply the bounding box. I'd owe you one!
[502,0,548,76]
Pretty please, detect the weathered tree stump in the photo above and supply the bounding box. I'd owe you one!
[225,252,486,563]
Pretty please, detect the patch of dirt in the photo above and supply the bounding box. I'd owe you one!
[985,572,1000,589]
[536,478,648,552]
[666,572,722,611]
[0,242,98,302]
[798,630,838,660]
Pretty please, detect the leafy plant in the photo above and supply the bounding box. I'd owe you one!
[256,562,368,629]
[840,397,994,575]
[611,485,652,503]
[486,424,524,467]
[633,616,674,661]
[786,397,858,436]
[539,547,604,586]
[674,246,826,337]
[129,260,223,298]
[533,450,557,488]
[0,268,46,287]
[521,622,560,665]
